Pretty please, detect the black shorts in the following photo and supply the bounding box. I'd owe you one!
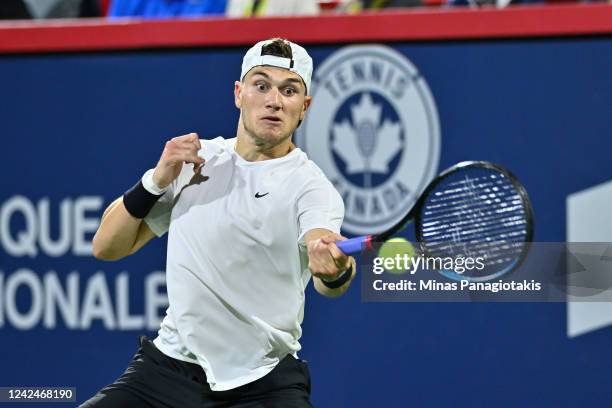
[79,336,312,408]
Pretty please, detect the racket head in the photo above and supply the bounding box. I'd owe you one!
[413,161,534,282]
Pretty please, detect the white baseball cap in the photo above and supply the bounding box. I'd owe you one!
[240,39,313,95]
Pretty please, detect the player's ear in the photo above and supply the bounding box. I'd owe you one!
[300,95,312,120]
[234,81,243,109]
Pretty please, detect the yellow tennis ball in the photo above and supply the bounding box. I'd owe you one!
[377,238,416,274]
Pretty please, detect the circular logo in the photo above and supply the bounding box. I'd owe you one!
[298,45,441,235]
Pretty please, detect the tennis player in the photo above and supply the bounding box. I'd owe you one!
[80,38,355,407]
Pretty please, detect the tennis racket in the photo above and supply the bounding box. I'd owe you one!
[337,161,534,281]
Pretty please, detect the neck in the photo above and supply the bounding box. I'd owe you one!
[235,128,295,162]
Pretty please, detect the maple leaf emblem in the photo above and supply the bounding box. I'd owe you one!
[332,93,402,177]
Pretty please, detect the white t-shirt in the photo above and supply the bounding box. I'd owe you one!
[145,136,344,391]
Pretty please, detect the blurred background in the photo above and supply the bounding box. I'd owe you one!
[0,1,611,407]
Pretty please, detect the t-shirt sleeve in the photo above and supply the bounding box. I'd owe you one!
[144,183,175,237]
[144,176,180,237]
[143,164,190,237]
[296,177,344,243]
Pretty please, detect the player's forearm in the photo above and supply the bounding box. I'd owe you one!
[313,258,356,298]
[92,197,143,261]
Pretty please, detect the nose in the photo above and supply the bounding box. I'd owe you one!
[265,87,282,110]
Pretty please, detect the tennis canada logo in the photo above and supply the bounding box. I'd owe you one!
[298,45,441,235]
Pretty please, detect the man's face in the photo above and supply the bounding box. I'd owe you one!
[235,66,311,147]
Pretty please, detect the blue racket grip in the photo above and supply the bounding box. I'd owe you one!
[336,236,372,255]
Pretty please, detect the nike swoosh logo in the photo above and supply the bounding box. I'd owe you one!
[254,192,269,198]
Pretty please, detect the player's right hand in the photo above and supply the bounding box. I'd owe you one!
[307,233,351,282]
[153,133,204,189]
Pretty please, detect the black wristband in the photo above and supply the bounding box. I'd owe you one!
[321,265,353,289]
[123,180,164,219]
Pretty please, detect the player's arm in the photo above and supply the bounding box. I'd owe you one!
[92,133,203,261]
[305,228,356,298]
[92,197,157,261]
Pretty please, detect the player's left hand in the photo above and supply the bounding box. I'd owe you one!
[307,233,350,281]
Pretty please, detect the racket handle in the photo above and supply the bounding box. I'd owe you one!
[336,236,372,255]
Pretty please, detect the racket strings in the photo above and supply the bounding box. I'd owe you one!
[425,179,518,211]
[425,197,523,217]
[422,213,526,232]
[430,177,509,196]
[427,237,522,266]
[418,171,529,277]
[424,186,522,222]
[426,187,519,212]
[422,202,525,225]
[424,223,527,243]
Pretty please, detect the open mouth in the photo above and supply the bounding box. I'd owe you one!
[261,116,282,124]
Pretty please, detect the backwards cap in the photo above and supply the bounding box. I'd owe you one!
[240,39,313,95]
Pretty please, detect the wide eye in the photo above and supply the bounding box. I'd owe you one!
[255,82,268,92]
[283,87,297,96]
